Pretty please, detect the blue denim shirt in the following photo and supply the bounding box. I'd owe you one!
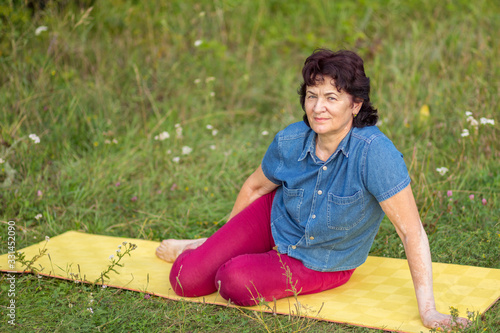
[261,121,410,272]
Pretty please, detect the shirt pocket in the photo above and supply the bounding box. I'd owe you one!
[283,184,304,223]
[327,190,364,230]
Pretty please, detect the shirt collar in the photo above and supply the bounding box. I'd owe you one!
[298,128,352,162]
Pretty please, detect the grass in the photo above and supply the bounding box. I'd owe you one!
[1,0,499,331]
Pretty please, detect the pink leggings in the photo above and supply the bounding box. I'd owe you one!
[169,191,355,306]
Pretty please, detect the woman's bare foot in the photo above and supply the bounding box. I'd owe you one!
[155,238,207,262]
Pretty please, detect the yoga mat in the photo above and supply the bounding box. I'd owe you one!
[1,231,499,333]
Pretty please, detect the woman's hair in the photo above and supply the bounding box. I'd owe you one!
[298,49,378,128]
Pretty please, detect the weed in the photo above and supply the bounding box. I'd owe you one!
[95,241,138,285]
[14,237,50,275]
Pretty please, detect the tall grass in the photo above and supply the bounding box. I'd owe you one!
[1,0,499,331]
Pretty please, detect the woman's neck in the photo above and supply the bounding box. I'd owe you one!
[315,127,352,161]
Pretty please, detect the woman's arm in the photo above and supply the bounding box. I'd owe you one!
[156,164,278,262]
[379,185,469,330]
[228,164,279,220]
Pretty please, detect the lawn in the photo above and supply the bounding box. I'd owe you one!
[1,0,499,331]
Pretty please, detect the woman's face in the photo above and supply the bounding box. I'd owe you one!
[304,76,362,138]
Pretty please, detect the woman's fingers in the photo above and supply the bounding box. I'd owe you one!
[423,310,470,331]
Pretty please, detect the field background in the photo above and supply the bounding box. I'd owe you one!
[0,0,499,331]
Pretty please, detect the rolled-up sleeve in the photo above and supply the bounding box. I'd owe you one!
[364,136,411,202]
[261,133,282,185]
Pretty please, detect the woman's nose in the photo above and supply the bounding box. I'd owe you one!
[313,98,326,112]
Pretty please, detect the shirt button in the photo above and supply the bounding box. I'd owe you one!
[309,236,315,240]
[322,166,327,171]
[312,214,316,219]
[292,245,297,249]
[317,190,323,195]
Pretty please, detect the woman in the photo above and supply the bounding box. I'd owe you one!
[157,49,468,330]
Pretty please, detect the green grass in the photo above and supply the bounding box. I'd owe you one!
[1,0,499,331]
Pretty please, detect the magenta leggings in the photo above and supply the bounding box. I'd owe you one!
[169,191,355,306]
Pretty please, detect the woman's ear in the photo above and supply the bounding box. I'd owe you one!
[352,100,363,115]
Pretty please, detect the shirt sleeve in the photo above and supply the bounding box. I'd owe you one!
[364,135,411,202]
[261,132,282,185]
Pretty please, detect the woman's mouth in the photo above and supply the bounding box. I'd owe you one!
[314,117,329,122]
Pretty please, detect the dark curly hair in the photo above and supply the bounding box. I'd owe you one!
[298,49,378,128]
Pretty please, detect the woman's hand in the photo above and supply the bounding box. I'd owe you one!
[379,186,471,331]
[421,308,470,331]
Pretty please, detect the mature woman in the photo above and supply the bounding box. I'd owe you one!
[157,49,468,330]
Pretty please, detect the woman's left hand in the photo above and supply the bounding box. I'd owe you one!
[421,309,470,331]
[380,188,470,332]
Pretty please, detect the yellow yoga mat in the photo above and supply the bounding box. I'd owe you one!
[1,231,499,333]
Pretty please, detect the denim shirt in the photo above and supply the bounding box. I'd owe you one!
[261,121,410,272]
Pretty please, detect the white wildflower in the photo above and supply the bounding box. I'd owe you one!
[466,116,478,127]
[206,124,213,130]
[194,78,201,84]
[29,134,41,144]
[194,40,203,47]
[45,236,50,242]
[35,214,43,220]
[182,146,193,155]
[155,131,170,141]
[212,129,218,136]
[87,307,94,314]
[209,145,216,150]
[0,158,4,164]
[261,131,269,136]
[209,91,215,97]
[465,111,473,116]
[480,117,495,125]
[166,149,172,154]
[461,129,470,137]
[109,255,114,260]
[35,26,48,36]
[436,167,449,176]
[175,124,183,138]
[172,156,180,163]
[112,138,118,144]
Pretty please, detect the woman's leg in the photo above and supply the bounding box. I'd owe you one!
[169,191,276,297]
[215,250,355,306]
